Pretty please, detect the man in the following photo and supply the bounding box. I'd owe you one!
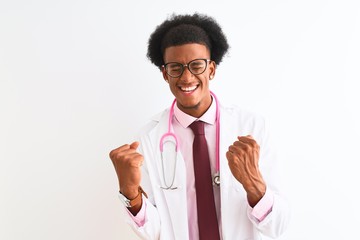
[109,13,290,240]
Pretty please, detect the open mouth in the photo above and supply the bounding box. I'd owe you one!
[179,84,199,93]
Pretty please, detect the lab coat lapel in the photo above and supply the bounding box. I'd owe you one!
[150,109,189,240]
[219,106,241,238]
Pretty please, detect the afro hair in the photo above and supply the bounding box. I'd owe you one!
[147,13,229,69]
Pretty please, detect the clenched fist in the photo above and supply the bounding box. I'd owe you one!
[226,135,266,207]
[109,141,143,200]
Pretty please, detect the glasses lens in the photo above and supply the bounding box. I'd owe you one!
[189,59,207,75]
[166,63,183,77]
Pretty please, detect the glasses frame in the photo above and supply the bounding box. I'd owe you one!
[162,58,212,78]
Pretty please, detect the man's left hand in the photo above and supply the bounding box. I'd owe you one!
[226,135,266,207]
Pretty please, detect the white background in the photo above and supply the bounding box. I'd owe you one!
[1,0,359,239]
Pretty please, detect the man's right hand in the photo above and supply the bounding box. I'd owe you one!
[109,141,143,200]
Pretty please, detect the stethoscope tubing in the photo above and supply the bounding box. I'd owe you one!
[159,91,220,188]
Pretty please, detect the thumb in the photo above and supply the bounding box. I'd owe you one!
[130,141,140,150]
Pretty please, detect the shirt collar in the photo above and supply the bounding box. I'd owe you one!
[174,97,217,128]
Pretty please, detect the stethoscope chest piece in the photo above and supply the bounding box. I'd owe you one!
[213,172,220,186]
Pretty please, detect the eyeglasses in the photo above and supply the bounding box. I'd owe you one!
[162,59,211,78]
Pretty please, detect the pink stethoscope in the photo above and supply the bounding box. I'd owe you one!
[159,91,221,190]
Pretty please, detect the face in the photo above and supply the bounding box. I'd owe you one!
[162,43,216,118]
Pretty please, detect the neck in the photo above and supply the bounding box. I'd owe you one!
[177,94,213,118]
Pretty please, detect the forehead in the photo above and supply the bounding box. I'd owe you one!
[163,43,210,63]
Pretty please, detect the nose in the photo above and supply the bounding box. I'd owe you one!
[180,65,193,81]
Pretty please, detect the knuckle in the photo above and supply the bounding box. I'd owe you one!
[109,150,118,160]
[243,144,251,153]
[249,140,257,147]
[109,148,115,156]
[226,151,233,159]
[122,154,132,162]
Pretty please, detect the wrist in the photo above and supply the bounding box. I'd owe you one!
[119,186,148,209]
[246,185,266,207]
[120,187,139,199]
[119,181,140,198]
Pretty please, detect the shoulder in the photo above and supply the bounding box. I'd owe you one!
[219,103,269,144]
[136,108,169,137]
[220,103,266,125]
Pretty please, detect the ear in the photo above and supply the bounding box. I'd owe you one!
[209,61,217,80]
[161,66,169,83]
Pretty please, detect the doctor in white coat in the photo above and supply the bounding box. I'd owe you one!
[109,13,290,240]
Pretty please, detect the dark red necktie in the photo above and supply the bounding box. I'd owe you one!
[189,121,220,240]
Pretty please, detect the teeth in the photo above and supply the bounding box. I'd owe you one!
[180,85,197,92]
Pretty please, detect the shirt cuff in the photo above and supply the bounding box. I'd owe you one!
[250,188,274,222]
[125,195,147,227]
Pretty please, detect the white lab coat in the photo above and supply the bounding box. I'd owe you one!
[121,103,290,240]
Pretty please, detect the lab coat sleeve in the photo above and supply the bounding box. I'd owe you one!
[120,197,161,240]
[246,116,291,238]
[120,135,162,240]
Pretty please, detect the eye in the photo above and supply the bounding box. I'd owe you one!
[170,66,181,71]
[190,61,206,72]
[169,68,181,75]
[165,63,183,77]
[167,63,181,71]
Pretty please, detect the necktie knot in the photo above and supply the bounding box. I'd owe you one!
[189,121,205,135]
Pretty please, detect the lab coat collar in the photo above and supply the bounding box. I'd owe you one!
[173,96,217,128]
